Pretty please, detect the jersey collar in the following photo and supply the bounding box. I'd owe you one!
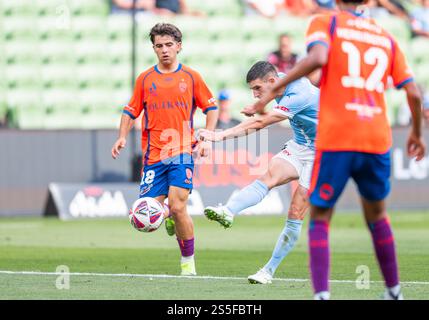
[154,63,182,74]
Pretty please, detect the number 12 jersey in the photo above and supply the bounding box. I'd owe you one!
[306,10,414,154]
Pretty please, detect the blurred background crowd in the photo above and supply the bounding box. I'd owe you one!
[1,0,428,130]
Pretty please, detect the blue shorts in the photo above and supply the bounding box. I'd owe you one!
[139,153,194,198]
[309,150,391,208]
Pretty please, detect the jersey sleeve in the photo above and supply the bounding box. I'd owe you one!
[305,14,333,52]
[193,71,217,114]
[123,74,144,119]
[390,39,414,89]
[272,89,306,119]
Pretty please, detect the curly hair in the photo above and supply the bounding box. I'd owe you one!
[149,23,182,44]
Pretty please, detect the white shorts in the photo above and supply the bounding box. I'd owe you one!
[272,140,315,189]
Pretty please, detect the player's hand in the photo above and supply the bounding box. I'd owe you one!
[198,129,223,142]
[407,132,426,161]
[197,140,212,158]
[241,105,257,117]
[241,100,266,117]
[111,137,127,159]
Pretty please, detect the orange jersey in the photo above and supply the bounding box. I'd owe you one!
[306,11,414,153]
[123,64,217,165]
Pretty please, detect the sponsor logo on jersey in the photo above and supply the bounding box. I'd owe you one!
[275,105,290,113]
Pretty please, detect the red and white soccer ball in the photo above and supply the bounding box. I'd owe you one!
[129,197,166,232]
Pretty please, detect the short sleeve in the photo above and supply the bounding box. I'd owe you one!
[123,74,144,119]
[193,71,217,114]
[305,14,332,52]
[272,91,306,119]
[390,39,414,89]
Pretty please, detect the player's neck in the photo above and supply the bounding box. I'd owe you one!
[156,61,180,74]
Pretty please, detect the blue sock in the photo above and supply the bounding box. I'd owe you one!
[264,219,303,276]
[225,180,269,215]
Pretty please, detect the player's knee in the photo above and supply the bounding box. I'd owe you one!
[169,203,187,218]
[288,206,305,220]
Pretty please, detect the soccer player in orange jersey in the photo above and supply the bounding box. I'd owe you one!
[111,23,218,276]
[243,0,426,299]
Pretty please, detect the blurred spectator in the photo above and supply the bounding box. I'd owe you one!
[154,0,206,16]
[111,0,204,16]
[267,34,299,74]
[313,0,336,11]
[284,0,315,16]
[243,0,285,18]
[216,90,241,130]
[367,0,409,20]
[111,0,155,14]
[411,0,429,38]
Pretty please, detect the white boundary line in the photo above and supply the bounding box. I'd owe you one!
[0,270,428,285]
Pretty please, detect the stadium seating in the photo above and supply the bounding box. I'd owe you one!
[0,0,425,129]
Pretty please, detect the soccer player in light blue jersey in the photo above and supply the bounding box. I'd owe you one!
[199,61,319,284]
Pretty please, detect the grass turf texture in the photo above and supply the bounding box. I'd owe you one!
[0,212,428,300]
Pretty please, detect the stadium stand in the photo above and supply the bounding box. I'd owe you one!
[0,0,426,129]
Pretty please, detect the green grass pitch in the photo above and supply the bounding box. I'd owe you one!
[0,211,428,300]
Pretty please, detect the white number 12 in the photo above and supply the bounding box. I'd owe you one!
[341,41,388,93]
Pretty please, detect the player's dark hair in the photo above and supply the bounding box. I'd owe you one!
[149,23,182,44]
[246,61,277,83]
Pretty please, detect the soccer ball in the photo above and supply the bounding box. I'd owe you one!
[129,197,165,232]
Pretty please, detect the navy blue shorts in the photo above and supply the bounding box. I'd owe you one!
[309,150,391,208]
[139,153,194,198]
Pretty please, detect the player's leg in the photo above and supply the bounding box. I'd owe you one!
[249,185,309,284]
[308,151,352,300]
[168,185,195,275]
[309,205,334,300]
[353,151,402,299]
[205,149,300,228]
[249,145,314,283]
[167,153,196,275]
[262,186,309,275]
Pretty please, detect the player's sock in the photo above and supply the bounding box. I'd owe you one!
[368,217,399,288]
[178,238,196,275]
[177,238,194,258]
[225,180,269,215]
[263,219,303,276]
[309,220,330,295]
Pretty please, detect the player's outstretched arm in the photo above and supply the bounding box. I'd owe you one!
[403,82,426,161]
[200,111,287,142]
[243,44,328,116]
[111,113,135,159]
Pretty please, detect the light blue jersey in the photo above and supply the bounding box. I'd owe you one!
[273,75,319,150]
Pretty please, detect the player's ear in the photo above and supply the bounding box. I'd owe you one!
[177,42,182,54]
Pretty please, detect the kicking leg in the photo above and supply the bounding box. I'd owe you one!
[205,158,299,228]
